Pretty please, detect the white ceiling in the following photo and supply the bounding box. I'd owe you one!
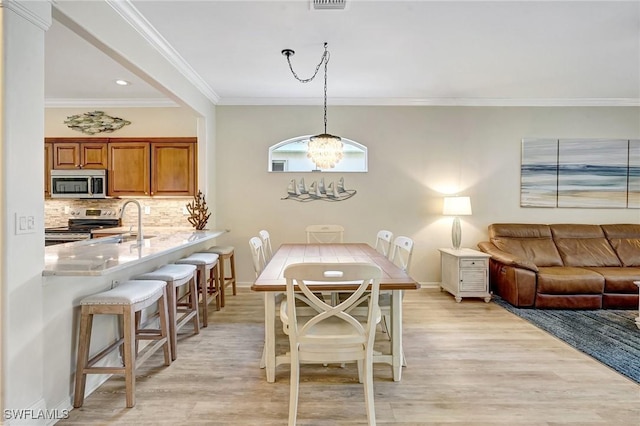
[44,1,640,107]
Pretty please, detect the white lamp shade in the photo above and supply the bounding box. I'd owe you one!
[442,196,472,216]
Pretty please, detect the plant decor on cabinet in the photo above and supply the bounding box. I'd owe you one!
[186,191,211,230]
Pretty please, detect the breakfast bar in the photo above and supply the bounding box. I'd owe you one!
[42,228,225,411]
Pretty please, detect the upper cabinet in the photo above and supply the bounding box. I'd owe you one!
[151,142,196,196]
[107,138,196,197]
[108,140,151,196]
[47,138,108,169]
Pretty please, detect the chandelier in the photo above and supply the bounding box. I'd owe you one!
[282,43,343,169]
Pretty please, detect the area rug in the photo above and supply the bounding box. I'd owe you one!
[493,297,640,384]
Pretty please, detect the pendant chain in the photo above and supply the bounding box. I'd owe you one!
[284,43,331,134]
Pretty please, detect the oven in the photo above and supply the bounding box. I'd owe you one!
[45,208,121,246]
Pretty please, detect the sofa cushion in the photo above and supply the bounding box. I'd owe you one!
[550,224,621,267]
[489,224,563,267]
[601,224,640,266]
[585,267,640,293]
[536,266,604,295]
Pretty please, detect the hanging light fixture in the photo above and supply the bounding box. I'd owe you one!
[282,43,343,169]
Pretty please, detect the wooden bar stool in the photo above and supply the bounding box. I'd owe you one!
[136,264,199,360]
[206,245,236,307]
[176,253,220,327]
[73,280,171,408]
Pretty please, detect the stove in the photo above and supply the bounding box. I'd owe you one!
[45,207,121,246]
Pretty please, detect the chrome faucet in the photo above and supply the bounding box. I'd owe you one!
[121,200,143,244]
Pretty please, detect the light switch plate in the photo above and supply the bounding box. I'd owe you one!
[15,211,36,235]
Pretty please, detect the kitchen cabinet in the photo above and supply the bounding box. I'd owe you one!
[108,141,151,196]
[151,142,196,196]
[47,138,108,169]
[108,138,196,197]
[45,142,53,197]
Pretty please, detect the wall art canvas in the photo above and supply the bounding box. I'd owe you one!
[521,139,639,209]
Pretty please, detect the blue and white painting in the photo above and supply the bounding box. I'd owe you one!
[521,139,639,209]
[629,140,640,208]
[521,139,558,207]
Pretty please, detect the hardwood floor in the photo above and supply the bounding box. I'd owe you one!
[61,287,640,425]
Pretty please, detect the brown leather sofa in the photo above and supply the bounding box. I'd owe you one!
[477,223,640,309]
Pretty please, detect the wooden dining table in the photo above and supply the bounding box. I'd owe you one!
[251,243,420,382]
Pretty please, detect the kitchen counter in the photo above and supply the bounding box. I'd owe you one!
[44,228,225,276]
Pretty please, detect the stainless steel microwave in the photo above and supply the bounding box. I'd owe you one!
[50,169,107,199]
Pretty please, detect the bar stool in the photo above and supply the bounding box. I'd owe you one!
[206,245,236,307]
[73,280,171,408]
[176,253,221,327]
[136,264,199,360]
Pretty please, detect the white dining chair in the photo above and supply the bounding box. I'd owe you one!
[389,236,414,272]
[305,224,344,244]
[249,236,266,277]
[381,236,414,365]
[280,262,382,425]
[259,229,273,262]
[374,230,394,258]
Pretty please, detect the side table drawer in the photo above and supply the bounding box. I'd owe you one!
[460,258,487,269]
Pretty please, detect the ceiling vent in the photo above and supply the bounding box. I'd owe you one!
[312,0,347,10]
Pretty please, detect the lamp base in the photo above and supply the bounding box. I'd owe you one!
[451,216,462,250]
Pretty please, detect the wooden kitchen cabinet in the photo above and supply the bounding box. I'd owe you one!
[48,138,108,169]
[107,138,196,197]
[108,141,151,196]
[151,142,196,196]
[44,142,53,197]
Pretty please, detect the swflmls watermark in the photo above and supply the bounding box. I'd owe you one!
[4,409,70,421]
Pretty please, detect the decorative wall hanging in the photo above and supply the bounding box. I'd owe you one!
[282,177,356,202]
[186,190,211,229]
[64,111,131,135]
[521,138,639,208]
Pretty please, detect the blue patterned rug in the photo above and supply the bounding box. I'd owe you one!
[493,297,640,384]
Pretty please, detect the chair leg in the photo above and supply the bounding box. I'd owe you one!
[157,286,172,365]
[123,307,136,408]
[228,252,237,296]
[363,353,376,426]
[198,267,208,328]
[189,275,200,333]
[166,283,178,361]
[218,255,226,307]
[288,352,300,426]
[73,308,93,408]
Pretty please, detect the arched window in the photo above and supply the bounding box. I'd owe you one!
[268,135,367,172]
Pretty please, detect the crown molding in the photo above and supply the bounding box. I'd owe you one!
[45,98,179,108]
[45,96,640,109]
[105,0,220,105]
[0,0,51,31]
[218,97,640,107]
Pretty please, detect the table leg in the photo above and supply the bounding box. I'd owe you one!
[391,289,403,381]
[263,292,276,382]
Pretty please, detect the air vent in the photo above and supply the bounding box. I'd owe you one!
[312,0,346,10]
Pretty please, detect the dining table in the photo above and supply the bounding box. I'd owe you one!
[251,243,420,382]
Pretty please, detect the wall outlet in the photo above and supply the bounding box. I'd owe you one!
[182,206,189,215]
[144,206,151,214]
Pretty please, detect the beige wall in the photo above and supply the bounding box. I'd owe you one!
[45,107,197,137]
[215,105,640,285]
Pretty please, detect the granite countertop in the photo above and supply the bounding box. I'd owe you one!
[44,228,225,276]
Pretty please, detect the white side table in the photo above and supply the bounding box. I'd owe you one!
[634,281,640,330]
[439,248,491,303]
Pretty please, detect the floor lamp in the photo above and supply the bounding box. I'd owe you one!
[443,196,472,250]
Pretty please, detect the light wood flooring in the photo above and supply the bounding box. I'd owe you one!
[60,287,640,425]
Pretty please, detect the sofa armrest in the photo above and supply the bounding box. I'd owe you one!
[477,241,539,272]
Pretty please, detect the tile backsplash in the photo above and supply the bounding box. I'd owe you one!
[45,198,197,228]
